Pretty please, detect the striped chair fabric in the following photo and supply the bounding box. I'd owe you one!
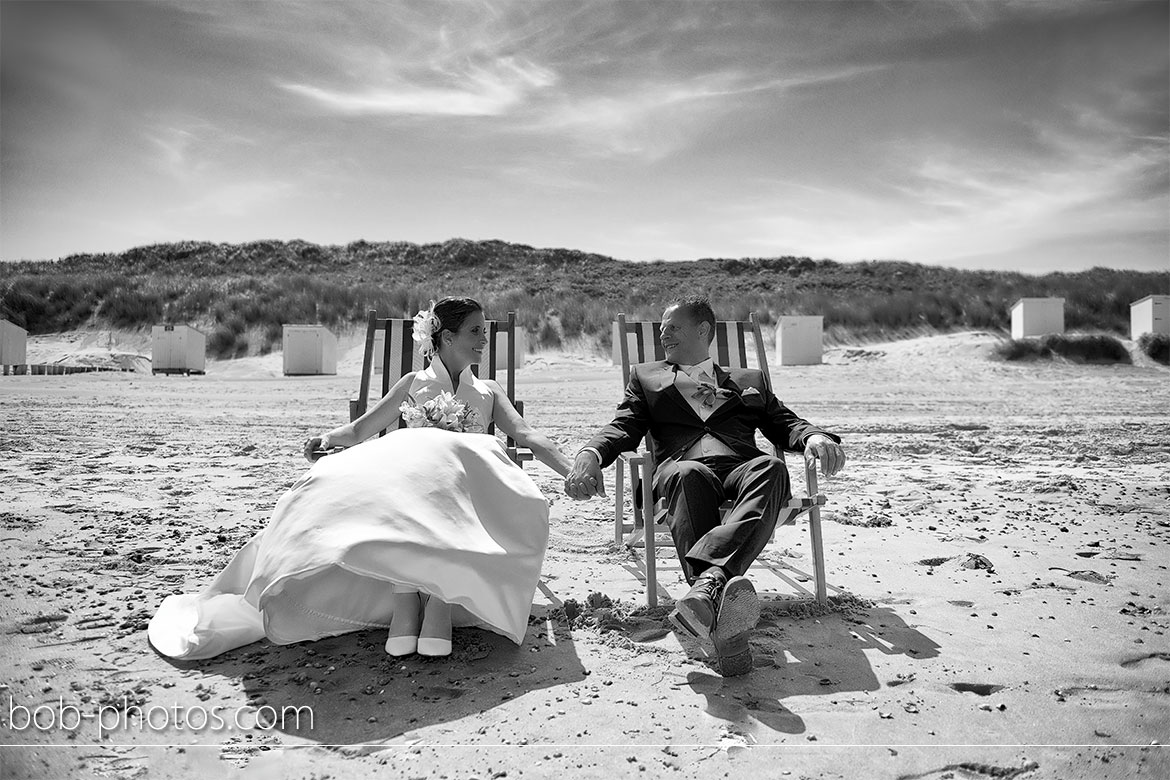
[615,319,756,387]
[350,310,529,464]
[613,312,830,606]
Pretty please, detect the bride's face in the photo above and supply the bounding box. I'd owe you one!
[441,310,488,365]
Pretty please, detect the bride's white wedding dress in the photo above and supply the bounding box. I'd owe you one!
[148,357,549,661]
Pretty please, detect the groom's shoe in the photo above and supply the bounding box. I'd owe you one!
[669,568,727,639]
[711,576,761,677]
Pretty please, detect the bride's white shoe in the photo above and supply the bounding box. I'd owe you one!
[385,588,422,656]
[417,595,452,656]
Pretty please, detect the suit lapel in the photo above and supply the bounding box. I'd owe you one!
[714,364,741,394]
[707,365,745,422]
[648,362,701,419]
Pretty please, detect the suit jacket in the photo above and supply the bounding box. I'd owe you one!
[586,361,840,470]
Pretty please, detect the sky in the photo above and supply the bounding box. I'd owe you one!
[1,0,1167,273]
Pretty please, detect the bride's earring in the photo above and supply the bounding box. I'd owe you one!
[417,595,452,657]
[385,586,422,656]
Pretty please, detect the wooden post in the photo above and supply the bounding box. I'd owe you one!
[806,459,827,604]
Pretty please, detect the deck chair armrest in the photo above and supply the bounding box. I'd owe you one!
[782,495,827,511]
[506,446,535,467]
[617,450,651,470]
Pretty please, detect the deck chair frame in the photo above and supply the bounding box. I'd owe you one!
[350,310,532,466]
[612,312,830,606]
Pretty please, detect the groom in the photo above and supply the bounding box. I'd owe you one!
[566,296,845,676]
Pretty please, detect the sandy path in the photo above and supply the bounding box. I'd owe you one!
[1,332,1168,779]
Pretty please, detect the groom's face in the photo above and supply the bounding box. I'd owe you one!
[660,305,710,365]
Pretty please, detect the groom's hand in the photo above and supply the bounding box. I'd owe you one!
[565,450,606,499]
[804,434,846,477]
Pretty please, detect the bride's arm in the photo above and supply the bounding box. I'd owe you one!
[486,382,573,478]
[317,372,416,450]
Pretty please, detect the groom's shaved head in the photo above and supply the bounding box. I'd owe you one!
[667,296,716,344]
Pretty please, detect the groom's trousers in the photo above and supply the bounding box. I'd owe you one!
[653,454,790,584]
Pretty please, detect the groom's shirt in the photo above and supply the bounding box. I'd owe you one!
[670,359,737,460]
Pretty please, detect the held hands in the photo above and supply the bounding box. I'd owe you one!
[564,451,606,500]
[304,436,342,463]
[803,434,846,477]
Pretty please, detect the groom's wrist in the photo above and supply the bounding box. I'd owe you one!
[577,447,601,464]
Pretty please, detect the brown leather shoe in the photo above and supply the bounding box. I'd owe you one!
[669,568,726,639]
[712,576,760,676]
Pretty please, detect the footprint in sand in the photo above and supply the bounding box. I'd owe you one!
[1048,567,1114,584]
[1119,651,1170,668]
[949,682,1004,696]
[14,613,68,634]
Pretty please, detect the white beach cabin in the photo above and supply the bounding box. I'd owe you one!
[0,320,28,367]
[488,327,526,373]
[283,325,338,376]
[1130,295,1170,340]
[151,324,206,375]
[775,316,823,366]
[1010,298,1065,340]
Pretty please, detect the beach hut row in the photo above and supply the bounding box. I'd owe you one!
[3,297,1166,377]
[150,324,342,376]
[779,296,1167,365]
[1011,296,1169,340]
[601,296,1169,367]
[152,323,532,376]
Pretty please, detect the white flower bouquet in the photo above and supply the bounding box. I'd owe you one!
[399,391,484,433]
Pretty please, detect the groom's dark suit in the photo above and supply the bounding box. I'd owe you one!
[585,360,840,582]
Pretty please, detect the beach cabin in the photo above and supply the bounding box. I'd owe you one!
[1130,295,1170,340]
[486,327,526,374]
[0,320,28,368]
[151,325,206,375]
[283,325,338,376]
[775,316,823,366]
[1010,298,1064,339]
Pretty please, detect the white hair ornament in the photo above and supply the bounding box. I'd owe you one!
[411,301,441,359]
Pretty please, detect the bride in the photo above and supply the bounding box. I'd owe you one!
[148,297,574,661]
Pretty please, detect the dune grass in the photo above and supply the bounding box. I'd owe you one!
[1137,332,1169,364]
[994,334,1133,364]
[2,239,1165,356]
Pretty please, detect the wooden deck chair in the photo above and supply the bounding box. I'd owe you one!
[612,312,830,606]
[350,310,532,466]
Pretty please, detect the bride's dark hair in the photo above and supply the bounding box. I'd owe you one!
[432,297,483,351]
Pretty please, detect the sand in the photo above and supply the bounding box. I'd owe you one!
[1,331,1167,779]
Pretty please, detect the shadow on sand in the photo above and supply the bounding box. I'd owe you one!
[155,602,585,748]
[613,598,940,736]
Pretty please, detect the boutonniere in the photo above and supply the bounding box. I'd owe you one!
[692,384,736,409]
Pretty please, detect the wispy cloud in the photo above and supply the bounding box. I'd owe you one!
[143,119,257,181]
[724,130,1167,266]
[524,65,884,161]
[280,55,556,116]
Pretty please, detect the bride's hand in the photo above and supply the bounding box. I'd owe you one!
[304,436,329,463]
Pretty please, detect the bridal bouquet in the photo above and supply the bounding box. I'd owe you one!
[399,392,484,433]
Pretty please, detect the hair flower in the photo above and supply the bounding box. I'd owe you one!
[411,301,441,359]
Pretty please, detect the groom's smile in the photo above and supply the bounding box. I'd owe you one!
[660,304,711,366]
